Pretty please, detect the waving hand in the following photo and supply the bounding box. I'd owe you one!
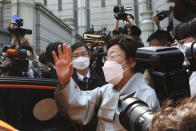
[52,44,73,87]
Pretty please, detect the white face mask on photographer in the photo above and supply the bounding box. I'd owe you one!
[72,56,90,70]
[181,42,193,66]
[102,60,129,85]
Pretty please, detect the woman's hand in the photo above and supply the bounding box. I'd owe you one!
[52,44,73,88]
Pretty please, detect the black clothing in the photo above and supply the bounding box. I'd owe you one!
[72,67,107,91]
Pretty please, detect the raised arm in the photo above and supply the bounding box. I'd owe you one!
[52,43,73,87]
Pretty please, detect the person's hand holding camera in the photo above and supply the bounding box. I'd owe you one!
[126,15,135,26]
[152,15,160,30]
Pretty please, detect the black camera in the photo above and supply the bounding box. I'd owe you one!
[0,47,29,77]
[156,10,170,21]
[7,15,32,37]
[113,6,134,20]
[136,46,190,103]
[118,46,194,131]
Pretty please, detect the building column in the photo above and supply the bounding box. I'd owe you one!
[11,0,35,48]
[0,0,3,27]
[138,0,154,45]
[77,0,87,36]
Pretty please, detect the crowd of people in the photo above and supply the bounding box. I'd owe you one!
[0,9,196,131]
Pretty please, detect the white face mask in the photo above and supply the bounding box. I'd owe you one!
[72,56,90,70]
[102,60,128,85]
[29,60,33,68]
[181,42,193,66]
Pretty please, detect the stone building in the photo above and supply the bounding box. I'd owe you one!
[0,0,82,54]
[40,0,177,45]
[0,0,178,49]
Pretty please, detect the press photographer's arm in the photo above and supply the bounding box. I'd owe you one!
[9,23,31,48]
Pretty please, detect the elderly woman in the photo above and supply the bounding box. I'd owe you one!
[53,35,160,131]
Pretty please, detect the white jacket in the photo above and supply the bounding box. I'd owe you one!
[55,72,160,131]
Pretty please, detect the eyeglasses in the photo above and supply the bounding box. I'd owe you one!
[71,52,89,58]
[102,52,125,63]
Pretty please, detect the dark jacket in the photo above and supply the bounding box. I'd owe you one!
[72,67,106,91]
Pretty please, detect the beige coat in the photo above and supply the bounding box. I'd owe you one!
[55,73,160,131]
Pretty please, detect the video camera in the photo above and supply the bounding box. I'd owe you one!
[118,45,196,131]
[113,6,134,21]
[0,46,29,77]
[7,15,32,37]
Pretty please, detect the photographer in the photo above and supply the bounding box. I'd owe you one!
[0,48,29,77]
[9,23,31,48]
[147,30,174,47]
[53,35,160,131]
[113,8,142,42]
[152,10,170,31]
[173,18,196,97]
[8,22,41,78]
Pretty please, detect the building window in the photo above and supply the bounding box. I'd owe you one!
[117,0,121,5]
[58,0,62,11]
[101,0,105,7]
[43,0,47,6]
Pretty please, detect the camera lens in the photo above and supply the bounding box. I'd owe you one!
[119,97,153,131]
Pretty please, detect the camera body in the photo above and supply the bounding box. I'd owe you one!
[156,10,170,21]
[0,47,29,76]
[113,6,134,20]
[7,15,32,36]
[136,46,190,102]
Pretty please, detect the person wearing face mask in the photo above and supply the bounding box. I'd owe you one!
[174,18,196,97]
[71,42,106,91]
[53,34,160,131]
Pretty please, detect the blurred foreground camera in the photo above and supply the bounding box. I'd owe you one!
[119,97,153,131]
[113,6,134,20]
[118,46,196,131]
[136,46,190,103]
[7,15,32,36]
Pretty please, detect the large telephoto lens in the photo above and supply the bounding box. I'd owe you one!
[119,97,154,131]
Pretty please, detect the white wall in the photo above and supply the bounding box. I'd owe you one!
[35,3,73,53]
[89,0,134,32]
[1,0,12,29]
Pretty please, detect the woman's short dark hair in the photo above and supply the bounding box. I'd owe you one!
[71,42,89,53]
[107,34,144,73]
[107,34,144,59]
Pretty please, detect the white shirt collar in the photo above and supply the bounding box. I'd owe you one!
[76,70,90,81]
